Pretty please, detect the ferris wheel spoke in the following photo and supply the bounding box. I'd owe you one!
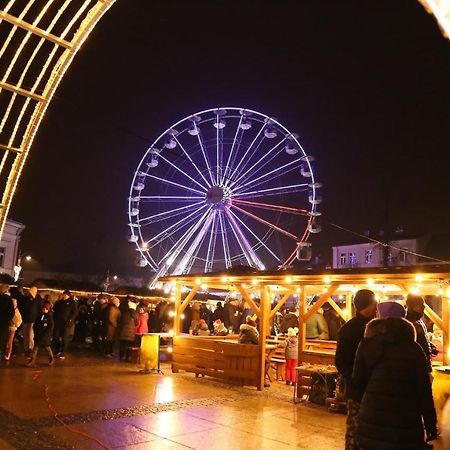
[173,209,216,275]
[137,201,205,225]
[138,195,204,202]
[142,173,206,195]
[173,135,212,188]
[147,205,208,248]
[229,139,286,190]
[222,115,243,185]
[158,152,209,191]
[218,210,232,269]
[204,211,219,272]
[224,207,265,270]
[194,122,216,186]
[224,121,266,189]
[228,209,281,262]
[232,183,308,199]
[155,206,213,275]
[233,157,303,193]
[232,199,309,215]
[230,204,300,241]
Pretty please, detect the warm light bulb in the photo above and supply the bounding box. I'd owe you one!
[251,278,258,285]
[367,278,375,286]
[410,286,420,295]
[221,276,228,283]
[415,274,424,282]
[168,329,174,337]
[323,276,331,284]
[296,287,301,293]
[195,278,202,285]
[446,288,450,298]
[285,276,292,284]
[180,314,185,320]
[167,347,173,353]
[200,283,208,291]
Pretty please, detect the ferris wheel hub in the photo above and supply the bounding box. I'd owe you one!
[206,185,225,205]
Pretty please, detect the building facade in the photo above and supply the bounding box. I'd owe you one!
[0,219,25,277]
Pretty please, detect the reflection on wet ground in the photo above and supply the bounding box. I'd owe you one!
[0,352,345,449]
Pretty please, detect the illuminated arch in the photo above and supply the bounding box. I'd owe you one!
[0,0,447,237]
[0,0,116,235]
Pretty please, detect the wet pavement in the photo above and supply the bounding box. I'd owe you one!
[0,350,347,449]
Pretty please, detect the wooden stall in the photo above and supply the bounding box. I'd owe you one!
[161,265,450,391]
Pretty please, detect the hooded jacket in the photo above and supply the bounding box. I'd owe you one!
[279,335,298,360]
[238,323,259,345]
[352,317,437,450]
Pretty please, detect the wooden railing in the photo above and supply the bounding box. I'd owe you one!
[172,335,261,388]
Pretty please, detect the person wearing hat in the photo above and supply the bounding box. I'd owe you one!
[353,302,438,449]
[406,294,433,372]
[335,289,377,450]
[238,315,259,345]
[52,290,77,359]
[212,319,228,336]
[278,327,299,385]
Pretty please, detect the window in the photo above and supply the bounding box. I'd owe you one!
[399,248,408,263]
[349,252,356,266]
[340,253,347,266]
[0,247,5,267]
[365,249,373,264]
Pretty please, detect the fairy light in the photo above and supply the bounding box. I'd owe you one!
[410,286,420,295]
[200,283,208,291]
[415,274,424,282]
[445,288,450,298]
[367,278,375,286]
[195,278,202,285]
[221,276,228,283]
[323,276,331,284]
[251,278,258,285]
[285,276,292,284]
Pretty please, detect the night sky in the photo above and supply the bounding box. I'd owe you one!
[9,0,450,276]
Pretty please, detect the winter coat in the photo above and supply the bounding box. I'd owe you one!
[238,323,259,345]
[0,293,14,327]
[323,309,344,341]
[9,307,22,331]
[213,324,228,336]
[119,309,138,342]
[335,313,373,401]
[280,312,299,333]
[33,312,54,346]
[279,335,298,360]
[212,304,225,323]
[305,313,326,339]
[136,312,149,334]
[53,297,78,326]
[353,318,437,450]
[406,311,433,372]
[93,301,109,335]
[106,305,121,341]
[18,294,41,323]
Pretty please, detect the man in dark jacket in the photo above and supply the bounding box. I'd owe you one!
[335,289,377,450]
[0,283,14,359]
[52,290,77,359]
[406,294,433,372]
[18,286,41,355]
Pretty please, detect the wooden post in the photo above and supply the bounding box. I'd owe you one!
[258,285,270,391]
[346,292,353,322]
[297,285,306,363]
[173,283,182,335]
[443,292,450,365]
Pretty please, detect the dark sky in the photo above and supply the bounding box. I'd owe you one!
[10,0,450,275]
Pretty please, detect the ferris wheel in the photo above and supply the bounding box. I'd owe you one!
[128,107,322,286]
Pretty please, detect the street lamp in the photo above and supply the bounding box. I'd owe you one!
[14,252,32,282]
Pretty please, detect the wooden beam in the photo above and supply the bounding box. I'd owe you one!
[179,285,199,314]
[237,284,260,317]
[443,294,450,365]
[0,11,72,49]
[258,285,270,391]
[303,285,339,322]
[269,291,293,318]
[424,303,444,330]
[173,283,182,336]
[298,286,307,361]
[328,298,347,322]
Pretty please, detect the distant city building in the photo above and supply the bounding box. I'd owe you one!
[332,233,450,269]
[0,219,25,277]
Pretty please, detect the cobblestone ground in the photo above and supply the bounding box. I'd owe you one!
[0,350,340,449]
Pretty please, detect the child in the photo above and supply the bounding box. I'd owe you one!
[135,305,149,347]
[4,298,22,360]
[279,327,298,385]
[27,301,55,367]
[212,319,228,336]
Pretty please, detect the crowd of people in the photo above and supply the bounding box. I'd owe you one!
[335,289,439,450]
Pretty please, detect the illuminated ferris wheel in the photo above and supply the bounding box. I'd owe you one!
[128,107,322,286]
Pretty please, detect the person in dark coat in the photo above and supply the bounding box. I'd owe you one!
[27,301,55,367]
[105,297,121,357]
[406,294,433,372]
[52,290,77,359]
[335,289,377,450]
[280,309,299,334]
[238,317,259,344]
[118,301,138,361]
[323,302,345,341]
[92,294,109,352]
[212,302,225,323]
[353,302,438,450]
[0,284,14,359]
